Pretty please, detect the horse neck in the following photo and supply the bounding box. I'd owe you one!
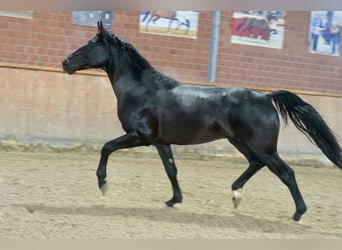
[104,48,179,100]
[104,60,156,101]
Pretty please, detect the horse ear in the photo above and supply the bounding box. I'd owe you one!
[97,20,105,34]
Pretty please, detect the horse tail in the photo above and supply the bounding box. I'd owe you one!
[268,90,342,169]
[142,11,150,22]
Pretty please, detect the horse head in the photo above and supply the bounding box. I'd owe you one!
[62,21,111,74]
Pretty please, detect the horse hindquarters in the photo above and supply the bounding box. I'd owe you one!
[248,124,307,220]
[232,130,307,221]
[227,100,307,220]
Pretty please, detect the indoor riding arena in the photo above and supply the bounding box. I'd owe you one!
[0,11,341,239]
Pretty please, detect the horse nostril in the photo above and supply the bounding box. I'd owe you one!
[62,59,69,65]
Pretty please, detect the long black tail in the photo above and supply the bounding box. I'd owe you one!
[268,90,342,169]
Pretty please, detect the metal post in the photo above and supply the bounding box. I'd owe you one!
[207,11,221,82]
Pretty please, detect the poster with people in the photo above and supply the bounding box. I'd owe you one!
[139,11,199,39]
[309,11,342,56]
[230,11,286,49]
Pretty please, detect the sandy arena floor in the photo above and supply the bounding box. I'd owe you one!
[0,150,341,239]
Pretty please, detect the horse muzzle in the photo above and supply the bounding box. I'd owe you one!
[62,59,76,74]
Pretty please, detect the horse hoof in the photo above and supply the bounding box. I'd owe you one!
[232,189,242,209]
[292,212,303,222]
[292,207,307,222]
[165,201,175,207]
[165,197,182,207]
[100,183,108,195]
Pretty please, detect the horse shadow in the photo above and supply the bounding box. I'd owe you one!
[17,203,328,237]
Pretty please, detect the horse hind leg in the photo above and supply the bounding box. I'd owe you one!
[229,135,307,221]
[258,152,307,221]
[232,157,264,208]
[228,137,265,209]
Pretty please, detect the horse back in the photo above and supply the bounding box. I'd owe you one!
[152,86,278,145]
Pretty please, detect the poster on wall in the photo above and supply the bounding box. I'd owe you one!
[139,11,199,39]
[72,11,113,29]
[308,11,342,56]
[230,11,286,49]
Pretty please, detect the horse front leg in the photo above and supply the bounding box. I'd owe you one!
[156,144,183,207]
[96,133,145,195]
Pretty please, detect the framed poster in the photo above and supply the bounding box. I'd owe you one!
[72,11,113,29]
[139,11,199,39]
[308,11,342,56]
[231,11,286,49]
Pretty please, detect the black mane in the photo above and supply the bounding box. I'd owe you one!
[104,29,179,89]
[104,30,154,72]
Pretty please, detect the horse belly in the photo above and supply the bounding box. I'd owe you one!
[158,113,227,145]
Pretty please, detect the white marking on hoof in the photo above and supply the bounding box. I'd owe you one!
[232,189,242,209]
[100,183,108,196]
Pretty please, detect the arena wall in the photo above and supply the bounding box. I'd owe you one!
[1,65,341,163]
[0,11,341,161]
[1,11,341,94]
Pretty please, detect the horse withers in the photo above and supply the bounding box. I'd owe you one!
[62,21,342,222]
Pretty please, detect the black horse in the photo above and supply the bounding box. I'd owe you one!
[62,21,342,222]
